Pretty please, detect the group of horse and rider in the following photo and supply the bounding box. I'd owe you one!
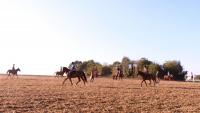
[136,65,159,87]
[57,63,161,86]
[5,63,174,87]
[113,66,124,80]
[56,62,124,83]
[55,62,92,85]
[7,64,21,78]
[137,65,174,87]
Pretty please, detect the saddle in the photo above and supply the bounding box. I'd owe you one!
[69,70,77,75]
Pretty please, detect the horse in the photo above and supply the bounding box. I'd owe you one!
[62,67,87,85]
[89,70,98,82]
[137,71,157,87]
[113,69,124,80]
[7,68,21,78]
[164,74,173,80]
[112,74,118,80]
[55,71,65,78]
[113,71,124,80]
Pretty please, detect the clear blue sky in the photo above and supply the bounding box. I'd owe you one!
[0,0,199,75]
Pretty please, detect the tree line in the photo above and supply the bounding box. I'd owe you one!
[67,57,187,81]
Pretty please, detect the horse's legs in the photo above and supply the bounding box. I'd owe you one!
[120,76,123,80]
[61,74,64,77]
[56,74,60,78]
[69,78,73,85]
[90,74,94,82]
[62,77,68,85]
[141,80,144,87]
[156,77,160,83]
[90,76,94,82]
[113,75,116,80]
[11,74,14,79]
[144,80,147,86]
[80,76,86,85]
[76,77,81,85]
[117,74,120,80]
[7,73,10,79]
[153,80,156,86]
[149,80,151,85]
[114,75,116,80]
[92,75,94,81]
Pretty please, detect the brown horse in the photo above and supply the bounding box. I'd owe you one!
[137,71,157,87]
[113,69,124,80]
[55,71,65,78]
[62,67,87,85]
[164,75,173,80]
[7,68,21,78]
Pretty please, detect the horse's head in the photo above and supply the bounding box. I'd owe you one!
[62,67,70,73]
[16,68,21,71]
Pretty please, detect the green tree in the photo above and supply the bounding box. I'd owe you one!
[148,63,160,75]
[94,62,103,75]
[78,60,103,76]
[121,57,131,77]
[137,58,152,71]
[127,61,135,77]
[101,65,112,76]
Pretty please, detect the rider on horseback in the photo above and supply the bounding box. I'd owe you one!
[12,64,15,71]
[60,66,63,72]
[92,66,98,77]
[143,65,149,74]
[70,62,77,72]
[116,66,122,77]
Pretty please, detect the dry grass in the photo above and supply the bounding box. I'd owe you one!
[0,75,200,113]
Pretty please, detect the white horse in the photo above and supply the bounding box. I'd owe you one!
[185,72,194,82]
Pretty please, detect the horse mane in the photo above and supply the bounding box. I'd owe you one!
[62,67,70,73]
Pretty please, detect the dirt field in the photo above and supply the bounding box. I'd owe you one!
[0,75,200,113]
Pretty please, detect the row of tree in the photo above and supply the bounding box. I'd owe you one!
[67,57,187,81]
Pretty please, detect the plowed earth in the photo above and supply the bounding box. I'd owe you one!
[0,75,200,113]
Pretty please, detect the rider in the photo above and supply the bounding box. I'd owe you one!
[92,66,98,77]
[116,66,121,77]
[60,66,63,72]
[143,65,149,74]
[12,64,15,71]
[70,62,77,72]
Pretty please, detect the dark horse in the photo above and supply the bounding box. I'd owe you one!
[137,71,157,87]
[55,71,65,78]
[62,67,87,85]
[7,68,21,78]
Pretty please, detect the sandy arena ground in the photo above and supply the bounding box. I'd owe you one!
[0,75,200,113]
